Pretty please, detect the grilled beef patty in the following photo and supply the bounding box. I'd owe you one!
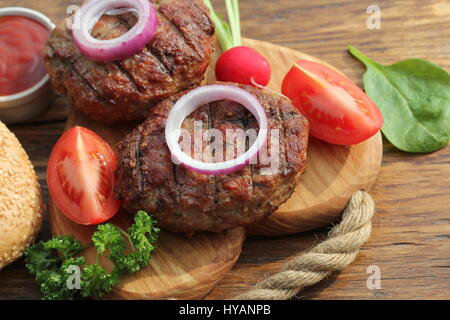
[115,83,309,233]
[45,0,215,124]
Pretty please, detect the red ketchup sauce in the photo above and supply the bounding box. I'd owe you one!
[0,16,50,96]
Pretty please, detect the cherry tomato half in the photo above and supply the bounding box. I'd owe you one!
[47,126,120,225]
[282,60,383,145]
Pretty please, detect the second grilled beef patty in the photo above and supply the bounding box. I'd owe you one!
[115,83,309,233]
[45,0,215,124]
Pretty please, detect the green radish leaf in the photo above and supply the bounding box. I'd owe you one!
[203,0,241,51]
[348,46,450,153]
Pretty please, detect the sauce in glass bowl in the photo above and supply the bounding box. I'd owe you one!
[0,16,50,96]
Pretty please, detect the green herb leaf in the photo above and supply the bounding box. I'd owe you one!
[80,265,119,298]
[44,236,87,258]
[37,269,75,300]
[25,238,87,300]
[24,242,59,275]
[92,223,126,258]
[110,211,160,274]
[127,211,160,271]
[348,46,450,153]
[25,211,159,300]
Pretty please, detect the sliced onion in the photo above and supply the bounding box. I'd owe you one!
[72,0,157,62]
[165,85,268,175]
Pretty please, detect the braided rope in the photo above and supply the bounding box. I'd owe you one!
[237,190,375,300]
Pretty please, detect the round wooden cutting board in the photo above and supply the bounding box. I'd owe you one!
[213,39,383,236]
[48,38,382,300]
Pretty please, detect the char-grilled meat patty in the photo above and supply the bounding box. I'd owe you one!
[115,83,309,233]
[45,0,215,124]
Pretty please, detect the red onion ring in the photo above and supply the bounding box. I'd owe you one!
[72,0,157,62]
[165,85,268,175]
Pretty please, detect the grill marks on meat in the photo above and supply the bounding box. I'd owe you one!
[158,0,214,60]
[209,101,254,225]
[115,83,310,233]
[175,106,217,219]
[45,46,111,115]
[45,0,215,123]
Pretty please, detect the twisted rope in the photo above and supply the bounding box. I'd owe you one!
[237,190,375,300]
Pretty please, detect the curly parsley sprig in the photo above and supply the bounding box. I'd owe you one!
[24,211,159,300]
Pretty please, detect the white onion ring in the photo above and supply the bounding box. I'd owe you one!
[165,85,268,175]
[72,0,157,62]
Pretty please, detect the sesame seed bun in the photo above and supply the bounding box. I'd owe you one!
[0,121,43,269]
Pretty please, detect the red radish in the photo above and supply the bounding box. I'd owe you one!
[215,46,271,86]
[204,0,271,87]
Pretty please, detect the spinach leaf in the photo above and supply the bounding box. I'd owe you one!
[348,46,450,153]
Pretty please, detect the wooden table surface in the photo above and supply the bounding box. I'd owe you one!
[1,0,449,300]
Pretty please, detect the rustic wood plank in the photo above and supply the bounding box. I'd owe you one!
[0,0,449,300]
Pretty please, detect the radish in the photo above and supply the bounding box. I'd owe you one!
[204,0,271,87]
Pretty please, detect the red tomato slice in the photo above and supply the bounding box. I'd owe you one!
[282,60,383,145]
[47,126,120,225]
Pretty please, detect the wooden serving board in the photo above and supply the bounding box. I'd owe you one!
[48,38,382,300]
[240,39,382,236]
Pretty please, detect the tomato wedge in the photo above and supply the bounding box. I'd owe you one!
[282,60,383,145]
[47,126,120,225]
